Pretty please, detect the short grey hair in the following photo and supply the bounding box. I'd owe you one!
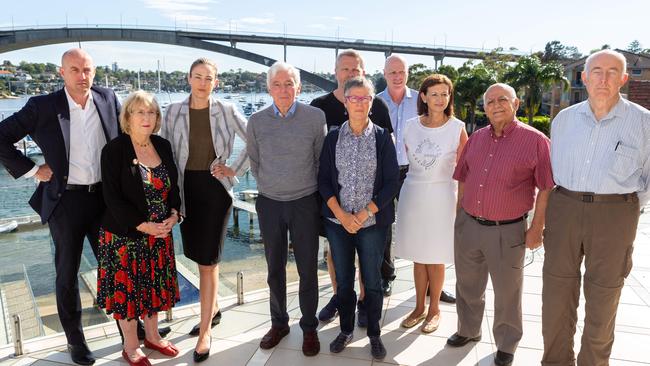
[336,49,365,71]
[343,77,375,97]
[585,49,627,74]
[483,83,517,104]
[266,61,301,88]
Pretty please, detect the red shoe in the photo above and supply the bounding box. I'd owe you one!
[122,350,152,366]
[143,339,179,357]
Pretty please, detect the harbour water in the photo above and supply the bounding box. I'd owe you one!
[0,91,328,341]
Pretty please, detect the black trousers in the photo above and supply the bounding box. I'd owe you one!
[381,165,408,282]
[256,193,320,332]
[47,189,104,345]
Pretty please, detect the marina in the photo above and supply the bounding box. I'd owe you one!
[0,91,324,346]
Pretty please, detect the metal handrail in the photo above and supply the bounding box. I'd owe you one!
[21,264,44,337]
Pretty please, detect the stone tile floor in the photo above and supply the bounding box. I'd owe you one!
[2,213,650,365]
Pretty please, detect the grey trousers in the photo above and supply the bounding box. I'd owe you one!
[454,209,527,354]
[541,187,639,366]
[256,193,320,333]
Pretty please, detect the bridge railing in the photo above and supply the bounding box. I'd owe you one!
[0,23,528,56]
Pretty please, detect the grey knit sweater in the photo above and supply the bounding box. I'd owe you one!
[246,102,327,201]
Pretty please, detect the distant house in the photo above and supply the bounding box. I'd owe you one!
[0,70,13,79]
[14,72,33,81]
[543,49,650,118]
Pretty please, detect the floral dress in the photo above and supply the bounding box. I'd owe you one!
[97,163,180,320]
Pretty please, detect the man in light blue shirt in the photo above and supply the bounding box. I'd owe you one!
[376,55,456,303]
[377,55,418,170]
[376,55,417,297]
[542,49,650,366]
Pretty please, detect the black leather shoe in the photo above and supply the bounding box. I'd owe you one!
[135,320,171,340]
[68,343,96,365]
[189,310,222,336]
[446,332,481,347]
[440,290,456,304]
[494,350,514,366]
[382,280,393,297]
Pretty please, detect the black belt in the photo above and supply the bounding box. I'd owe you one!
[468,213,527,226]
[65,183,102,193]
[556,186,637,203]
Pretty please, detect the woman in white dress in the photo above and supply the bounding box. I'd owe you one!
[394,74,468,333]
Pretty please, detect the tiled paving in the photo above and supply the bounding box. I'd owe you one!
[1,213,650,365]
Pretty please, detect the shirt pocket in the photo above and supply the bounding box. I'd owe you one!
[609,144,641,182]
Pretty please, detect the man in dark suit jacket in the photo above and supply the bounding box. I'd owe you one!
[0,48,165,365]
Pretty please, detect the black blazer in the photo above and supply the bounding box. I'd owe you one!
[100,134,181,238]
[0,86,121,223]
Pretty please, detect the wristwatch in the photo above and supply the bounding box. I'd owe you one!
[365,206,374,218]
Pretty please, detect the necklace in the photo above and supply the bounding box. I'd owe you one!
[132,139,151,148]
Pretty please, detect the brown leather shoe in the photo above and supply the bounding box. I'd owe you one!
[302,331,320,356]
[259,326,290,349]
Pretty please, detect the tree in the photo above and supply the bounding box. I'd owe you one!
[455,62,496,132]
[407,63,434,90]
[503,55,569,124]
[628,40,643,54]
[436,64,459,84]
[539,41,583,62]
[478,47,516,80]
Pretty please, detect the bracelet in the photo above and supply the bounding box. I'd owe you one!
[365,206,374,218]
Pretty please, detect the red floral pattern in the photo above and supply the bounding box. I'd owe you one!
[96,163,180,320]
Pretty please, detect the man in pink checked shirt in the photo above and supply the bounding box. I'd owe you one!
[445,83,554,366]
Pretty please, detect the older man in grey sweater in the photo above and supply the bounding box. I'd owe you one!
[247,61,327,356]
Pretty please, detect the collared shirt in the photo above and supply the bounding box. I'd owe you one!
[65,88,106,184]
[272,102,297,118]
[332,120,377,227]
[551,97,650,205]
[453,120,554,220]
[377,87,418,166]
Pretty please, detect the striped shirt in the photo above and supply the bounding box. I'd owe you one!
[551,97,650,205]
[453,120,554,220]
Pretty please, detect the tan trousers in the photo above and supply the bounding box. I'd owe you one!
[541,188,639,366]
[454,209,527,354]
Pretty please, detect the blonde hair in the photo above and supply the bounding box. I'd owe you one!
[119,90,162,134]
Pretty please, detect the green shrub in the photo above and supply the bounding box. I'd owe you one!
[521,115,550,137]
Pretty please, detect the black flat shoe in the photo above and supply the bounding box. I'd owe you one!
[68,343,96,365]
[446,332,481,347]
[189,310,222,336]
[494,350,514,366]
[193,337,212,363]
[440,290,456,304]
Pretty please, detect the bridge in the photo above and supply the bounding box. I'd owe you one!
[0,25,525,90]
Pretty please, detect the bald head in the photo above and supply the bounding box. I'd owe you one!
[384,55,407,71]
[61,48,94,68]
[60,48,96,102]
[384,54,408,94]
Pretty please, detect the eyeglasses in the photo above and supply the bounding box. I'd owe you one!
[345,95,373,104]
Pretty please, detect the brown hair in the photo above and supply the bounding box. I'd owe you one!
[417,74,455,117]
[189,57,218,76]
[119,90,162,134]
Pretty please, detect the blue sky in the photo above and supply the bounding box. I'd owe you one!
[1,0,648,74]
